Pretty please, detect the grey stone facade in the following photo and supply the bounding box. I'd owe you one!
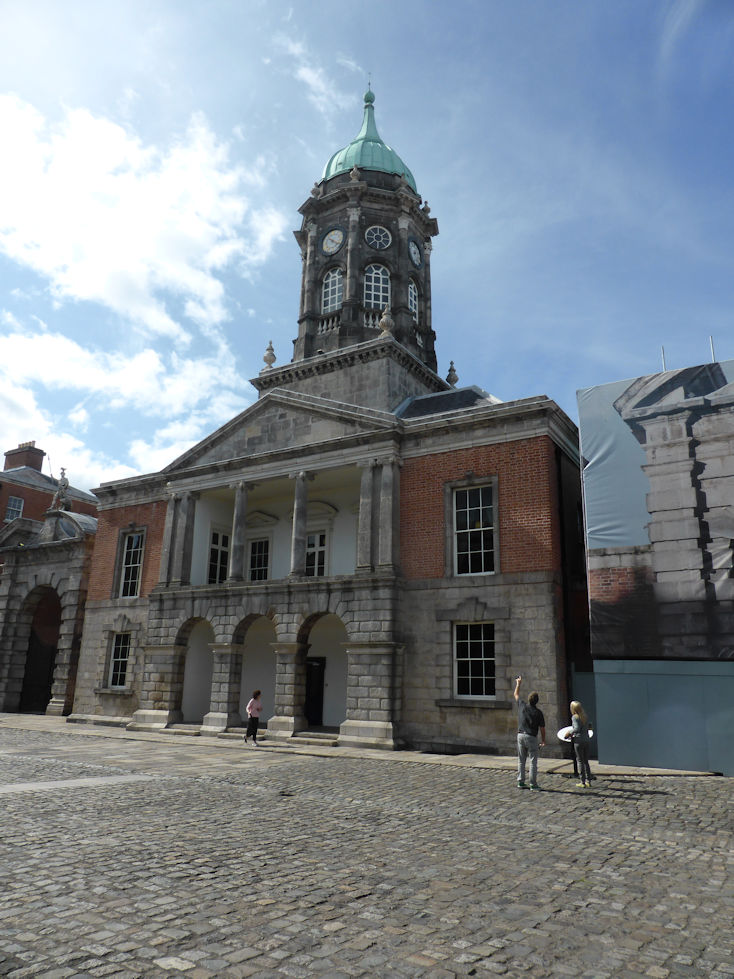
[0,510,97,716]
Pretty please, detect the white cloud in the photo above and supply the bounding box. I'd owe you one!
[336,56,363,75]
[274,34,355,119]
[0,96,288,341]
[0,376,134,491]
[1,309,22,329]
[657,0,705,78]
[0,328,249,419]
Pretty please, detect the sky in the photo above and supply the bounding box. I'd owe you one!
[1,0,733,493]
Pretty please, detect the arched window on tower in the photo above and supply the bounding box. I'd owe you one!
[364,264,390,310]
[321,268,344,314]
[408,279,419,324]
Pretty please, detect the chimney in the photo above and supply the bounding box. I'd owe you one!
[4,441,46,472]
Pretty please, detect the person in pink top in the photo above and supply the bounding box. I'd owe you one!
[244,689,263,746]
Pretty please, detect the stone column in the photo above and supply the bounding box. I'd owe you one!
[170,492,197,587]
[423,238,433,338]
[304,221,318,316]
[377,458,401,571]
[338,642,403,749]
[201,643,243,733]
[266,642,309,739]
[395,213,410,339]
[356,461,376,572]
[228,481,248,582]
[46,585,83,716]
[289,471,309,576]
[345,205,361,303]
[158,491,177,586]
[127,644,186,730]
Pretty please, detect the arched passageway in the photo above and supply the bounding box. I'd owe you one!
[304,614,348,728]
[181,620,214,723]
[239,616,277,726]
[20,588,62,713]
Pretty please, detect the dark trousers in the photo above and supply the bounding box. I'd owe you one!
[574,742,592,783]
[246,716,259,741]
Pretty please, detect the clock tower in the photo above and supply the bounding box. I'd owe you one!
[292,89,439,371]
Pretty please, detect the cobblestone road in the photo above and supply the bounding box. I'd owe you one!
[1,719,732,979]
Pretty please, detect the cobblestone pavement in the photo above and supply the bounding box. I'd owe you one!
[1,718,732,979]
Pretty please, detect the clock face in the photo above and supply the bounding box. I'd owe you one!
[365,225,392,249]
[409,240,422,267]
[322,228,344,254]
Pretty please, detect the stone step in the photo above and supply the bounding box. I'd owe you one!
[165,724,202,737]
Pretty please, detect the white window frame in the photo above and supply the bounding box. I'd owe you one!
[365,225,392,249]
[321,268,344,314]
[454,622,496,699]
[453,484,495,576]
[208,525,230,585]
[119,530,145,598]
[109,632,131,689]
[5,495,23,522]
[408,279,419,323]
[364,264,390,310]
[305,528,328,577]
[247,535,271,582]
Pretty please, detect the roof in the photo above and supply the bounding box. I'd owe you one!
[322,89,417,192]
[1,466,98,504]
[394,386,502,419]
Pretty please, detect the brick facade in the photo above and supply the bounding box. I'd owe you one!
[87,501,167,602]
[400,438,560,579]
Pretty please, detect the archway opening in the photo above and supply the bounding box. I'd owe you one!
[181,620,214,724]
[20,588,62,713]
[239,616,277,727]
[304,614,348,729]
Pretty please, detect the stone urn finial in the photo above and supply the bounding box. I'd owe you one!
[263,340,276,370]
[378,306,394,336]
[349,165,360,182]
[446,361,458,387]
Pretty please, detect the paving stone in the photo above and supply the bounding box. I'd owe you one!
[0,721,733,978]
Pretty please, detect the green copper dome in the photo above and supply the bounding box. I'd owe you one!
[322,90,417,192]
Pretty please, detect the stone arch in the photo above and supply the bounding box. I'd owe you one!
[297,611,348,728]
[11,585,63,714]
[176,617,215,724]
[235,613,278,725]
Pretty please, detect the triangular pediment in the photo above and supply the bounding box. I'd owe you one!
[163,388,398,473]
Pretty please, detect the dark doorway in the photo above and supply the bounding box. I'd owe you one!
[305,657,325,726]
[19,590,61,713]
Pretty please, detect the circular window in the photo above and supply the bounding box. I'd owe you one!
[365,225,392,249]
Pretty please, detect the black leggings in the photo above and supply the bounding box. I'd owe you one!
[574,742,592,783]
[246,716,259,741]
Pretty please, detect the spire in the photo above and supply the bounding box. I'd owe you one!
[321,89,417,192]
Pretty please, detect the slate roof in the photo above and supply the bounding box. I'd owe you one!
[1,466,98,504]
[394,386,501,420]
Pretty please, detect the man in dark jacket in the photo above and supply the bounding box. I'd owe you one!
[513,675,546,790]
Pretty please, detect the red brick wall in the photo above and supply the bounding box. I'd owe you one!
[588,564,654,603]
[400,437,562,579]
[0,481,98,524]
[88,501,167,601]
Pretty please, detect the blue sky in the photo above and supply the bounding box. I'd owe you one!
[1,0,732,491]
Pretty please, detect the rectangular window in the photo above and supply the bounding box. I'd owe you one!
[109,633,131,688]
[454,623,495,698]
[305,530,327,577]
[454,485,494,575]
[120,531,144,597]
[208,528,230,584]
[248,538,270,582]
[5,496,23,521]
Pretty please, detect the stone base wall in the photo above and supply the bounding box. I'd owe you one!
[71,597,149,718]
[397,572,567,756]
